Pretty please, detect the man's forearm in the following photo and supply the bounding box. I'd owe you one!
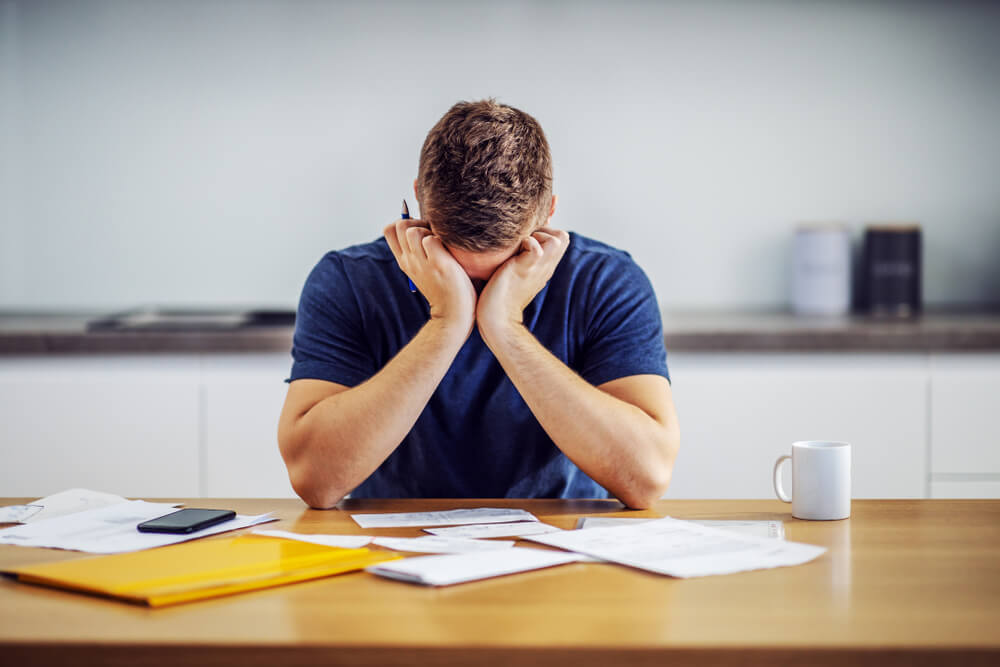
[480,323,677,509]
[287,318,468,507]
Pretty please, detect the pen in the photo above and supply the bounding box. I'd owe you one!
[402,199,417,293]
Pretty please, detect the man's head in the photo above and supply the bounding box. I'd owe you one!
[415,100,555,275]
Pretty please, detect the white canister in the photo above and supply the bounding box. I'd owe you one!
[791,223,851,316]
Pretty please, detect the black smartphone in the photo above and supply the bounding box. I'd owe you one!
[136,508,236,534]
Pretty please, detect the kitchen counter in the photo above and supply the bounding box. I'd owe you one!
[0,312,293,355]
[659,309,1000,351]
[1,309,999,354]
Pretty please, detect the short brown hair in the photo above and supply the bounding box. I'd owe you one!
[417,99,553,252]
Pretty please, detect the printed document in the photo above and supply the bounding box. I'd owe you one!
[372,536,514,553]
[424,521,561,539]
[576,516,785,539]
[0,504,43,523]
[0,500,276,553]
[367,547,581,586]
[527,517,825,578]
[0,488,139,524]
[352,507,537,529]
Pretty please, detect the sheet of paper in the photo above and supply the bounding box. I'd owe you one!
[695,519,785,540]
[252,529,372,549]
[373,536,515,553]
[17,488,136,524]
[352,507,537,529]
[576,516,785,539]
[424,521,561,539]
[0,500,277,553]
[528,517,825,578]
[367,547,581,586]
[0,504,44,523]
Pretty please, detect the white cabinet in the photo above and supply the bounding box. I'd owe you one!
[0,353,297,499]
[930,481,1000,498]
[2,350,997,500]
[928,354,1000,498]
[0,356,201,497]
[929,355,1000,474]
[201,354,295,498]
[665,353,929,499]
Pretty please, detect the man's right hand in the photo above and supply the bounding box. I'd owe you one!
[384,218,477,335]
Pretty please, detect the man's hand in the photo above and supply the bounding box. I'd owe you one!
[476,227,570,342]
[384,219,477,336]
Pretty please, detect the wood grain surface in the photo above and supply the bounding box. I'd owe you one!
[2,498,998,666]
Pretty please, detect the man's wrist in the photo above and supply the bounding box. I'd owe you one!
[426,312,474,343]
[477,313,528,353]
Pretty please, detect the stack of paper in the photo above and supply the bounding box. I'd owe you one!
[0,488,137,524]
[0,504,44,523]
[527,517,825,578]
[0,500,275,553]
[367,547,581,586]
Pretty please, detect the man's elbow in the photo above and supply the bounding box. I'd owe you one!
[299,490,345,511]
[619,468,672,510]
[279,433,346,509]
[620,432,679,510]
[287,467,346,510]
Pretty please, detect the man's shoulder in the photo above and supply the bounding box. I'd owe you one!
[562,232,644,280]
[557,233,655,305]
[565,232,635,266]
[303,238,397,299]
[308,238,393,279]
[320,237,394,265]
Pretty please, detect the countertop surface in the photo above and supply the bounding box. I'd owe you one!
[1,309,1000,354]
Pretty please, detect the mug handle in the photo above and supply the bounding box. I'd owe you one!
[773,455,792,503]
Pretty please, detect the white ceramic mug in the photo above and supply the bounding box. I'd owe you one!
[773,441,851,520]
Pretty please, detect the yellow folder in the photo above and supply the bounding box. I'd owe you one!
[3,534,401,607]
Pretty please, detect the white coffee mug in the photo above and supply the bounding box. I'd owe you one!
[773,441,851,520]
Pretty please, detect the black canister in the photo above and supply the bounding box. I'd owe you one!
[860,224,922,317]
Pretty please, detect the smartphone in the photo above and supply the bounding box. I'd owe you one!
[136,508,236,534]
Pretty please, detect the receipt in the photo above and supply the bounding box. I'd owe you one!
[575,516,785,540]
[352,507,537,529]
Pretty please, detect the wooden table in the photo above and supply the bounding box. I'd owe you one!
[1,498,998,666]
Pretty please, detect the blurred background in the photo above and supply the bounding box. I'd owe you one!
[2,0,998,311]
[2,0,999,502]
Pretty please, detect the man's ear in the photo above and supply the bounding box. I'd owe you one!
[413,179,421,215]
[534,194,558,232]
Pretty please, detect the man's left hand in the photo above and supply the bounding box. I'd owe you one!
[476,227,570,341]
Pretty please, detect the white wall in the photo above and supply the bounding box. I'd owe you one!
[2,0,998,310]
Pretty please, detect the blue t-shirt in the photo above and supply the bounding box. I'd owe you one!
[288,232,669,499]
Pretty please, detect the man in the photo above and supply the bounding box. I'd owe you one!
[278,99,679,509]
